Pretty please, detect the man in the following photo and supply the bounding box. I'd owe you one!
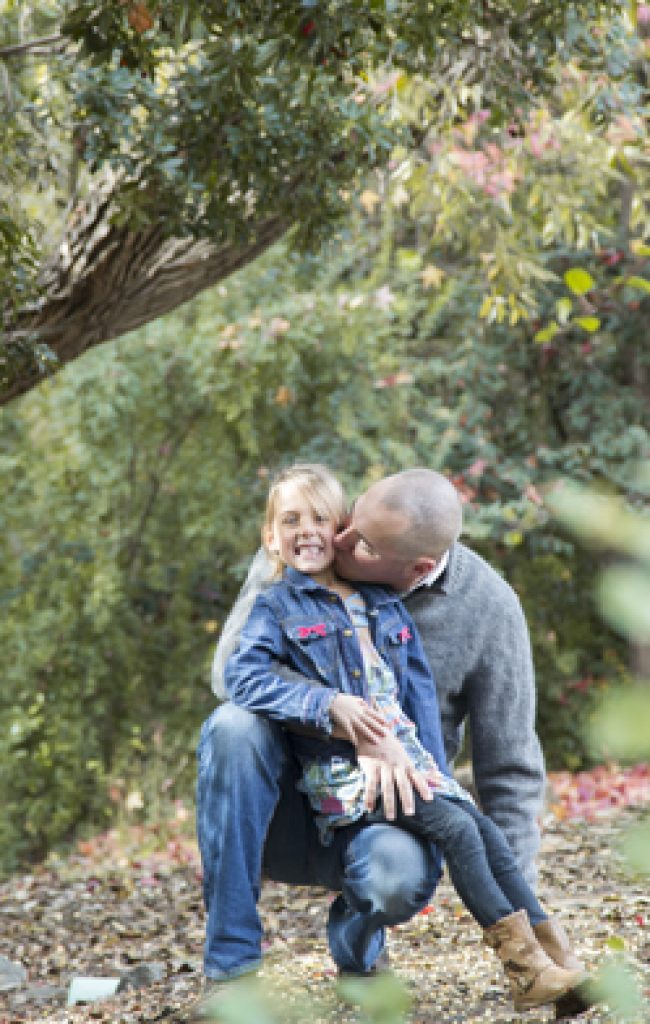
[197,468,544,987]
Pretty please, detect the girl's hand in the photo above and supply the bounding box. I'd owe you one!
[329,694,388,746]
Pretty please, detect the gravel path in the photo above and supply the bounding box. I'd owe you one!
[1,810,648,1024]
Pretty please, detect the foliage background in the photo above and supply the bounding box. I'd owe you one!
[1,224,647,874]
[1,1,649,875]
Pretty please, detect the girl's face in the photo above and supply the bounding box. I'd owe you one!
[266,480,338,583]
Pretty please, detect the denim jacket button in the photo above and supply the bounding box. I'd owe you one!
[352,669,361,678]
[343,628,353,637]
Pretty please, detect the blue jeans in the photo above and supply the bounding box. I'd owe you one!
[196,704,442,979]
[371,794,546,929]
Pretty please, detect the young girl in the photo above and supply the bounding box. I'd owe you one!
[224,463,589,1012]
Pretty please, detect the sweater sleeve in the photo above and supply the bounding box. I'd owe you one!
[467,590,545,887]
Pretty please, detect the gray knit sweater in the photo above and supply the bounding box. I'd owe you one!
[212,542,545,885]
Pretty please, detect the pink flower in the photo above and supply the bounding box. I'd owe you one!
[467,458,488,479]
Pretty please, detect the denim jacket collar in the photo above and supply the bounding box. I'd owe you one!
[282,566,399,611]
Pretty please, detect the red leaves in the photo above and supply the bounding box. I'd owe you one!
[597,248,625,267]
[374,371,413,389]
[548,763,650,821]
[127,3,154,34]
[449,473,477,505]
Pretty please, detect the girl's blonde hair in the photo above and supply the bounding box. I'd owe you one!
[263,463,346,576]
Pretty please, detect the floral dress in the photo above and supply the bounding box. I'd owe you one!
[298,592,471,844]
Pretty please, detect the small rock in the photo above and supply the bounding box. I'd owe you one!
[0,956,27,992]
[117,961,166,991]
[10,983,67,1006]
[67,976,120,1006]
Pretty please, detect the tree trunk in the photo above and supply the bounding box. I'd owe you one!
[1,187,290,406]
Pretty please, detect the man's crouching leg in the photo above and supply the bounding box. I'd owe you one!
[328,823,442,975]
[197,704,295,981]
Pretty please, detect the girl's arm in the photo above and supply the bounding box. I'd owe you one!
[224,593,336,732]
[226,593,387,744]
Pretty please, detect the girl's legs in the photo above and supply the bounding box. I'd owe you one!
[375,795,587,1011]
[456,800,547,926]
[383,793,546,928]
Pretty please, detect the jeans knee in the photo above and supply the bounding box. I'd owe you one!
[345,825,440,925]
[198,703,285,770]
[434,805,481,854]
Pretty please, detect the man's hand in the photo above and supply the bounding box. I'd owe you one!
[329,694,388,746]
[357,731,438,820]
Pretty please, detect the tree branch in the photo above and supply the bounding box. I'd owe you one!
[1,181,291,405]
[0,34,65,60]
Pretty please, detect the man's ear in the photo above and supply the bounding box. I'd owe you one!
[411,557,437,580]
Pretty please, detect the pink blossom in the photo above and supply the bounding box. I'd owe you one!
[467,458,488,478]
[529,132,545,159]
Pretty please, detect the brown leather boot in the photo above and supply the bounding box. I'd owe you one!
[534,919,593,1018]
[484,910,586,1011]
[534,919,585,972]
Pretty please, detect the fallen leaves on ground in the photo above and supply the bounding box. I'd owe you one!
[0,783,648,1024]
[547,763,650,822]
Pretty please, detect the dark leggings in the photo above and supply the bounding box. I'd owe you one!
[369,794,546,929]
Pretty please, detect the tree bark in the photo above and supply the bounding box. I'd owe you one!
[1,187,290,406]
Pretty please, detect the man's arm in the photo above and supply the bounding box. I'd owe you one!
[467,594,545,887]
[404,545,545,886]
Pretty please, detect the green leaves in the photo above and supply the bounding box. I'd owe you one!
[626,275,650,293]
[564,268,595,295]
[589,688,650,762]
[573,316,600,332]
[534,322,559,343]
[622,820,650,874]
[338,973,412,1024]
[597,566,650,641]
[590,960,647,1021]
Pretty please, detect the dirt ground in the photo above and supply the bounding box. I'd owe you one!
[1,809,648,1024]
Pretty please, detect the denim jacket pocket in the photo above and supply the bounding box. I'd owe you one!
[381,623,413,683]
[283,617,339,681]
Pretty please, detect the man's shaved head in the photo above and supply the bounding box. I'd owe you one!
[369,469,462,560]
[334,468,462,590]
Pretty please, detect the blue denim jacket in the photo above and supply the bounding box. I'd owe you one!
[224,567,453,778]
